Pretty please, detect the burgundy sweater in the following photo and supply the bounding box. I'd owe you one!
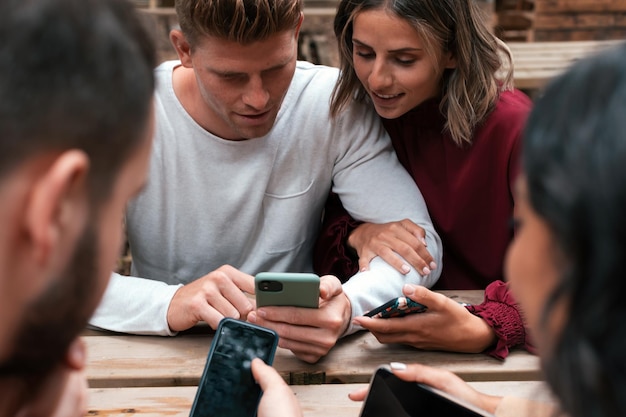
[314,89,534,359]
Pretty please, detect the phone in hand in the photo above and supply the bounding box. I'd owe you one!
[255,272,320,308]
[189,318,279,417]
[363,296,427,318]
[360,366,495,417]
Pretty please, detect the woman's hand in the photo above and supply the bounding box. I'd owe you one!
[353,284,496,353]
[347,220,436,275]
[349,362,502,414]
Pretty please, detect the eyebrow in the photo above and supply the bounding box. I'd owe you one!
[352,38,423,54]
[209,57,293,78]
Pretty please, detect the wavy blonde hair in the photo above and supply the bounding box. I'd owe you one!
[331,0,513,147]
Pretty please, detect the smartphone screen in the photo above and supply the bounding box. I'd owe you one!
[360,367,494,417]
[189,318,279,417]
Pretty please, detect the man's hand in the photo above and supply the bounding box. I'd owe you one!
[349,362,501,414]
[167,265,255,332]
[247,275,351,363]
[347,220,436,275]
[252,358,303,417]
[352,284,496,353]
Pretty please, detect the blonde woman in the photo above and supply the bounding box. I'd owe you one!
[315,0,533,358]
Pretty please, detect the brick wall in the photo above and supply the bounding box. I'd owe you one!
[534,0,626,41]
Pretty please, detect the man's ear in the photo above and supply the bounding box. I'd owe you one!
[294,12,304,40]
[24,150,90,267]
[170,29,193,68]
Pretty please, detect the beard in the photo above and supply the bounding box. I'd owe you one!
[0,222,100,377]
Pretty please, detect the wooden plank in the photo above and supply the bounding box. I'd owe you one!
[87,381,556,417]
[83,288,543,388]
[534,28,626,41]
[84,333,540,388]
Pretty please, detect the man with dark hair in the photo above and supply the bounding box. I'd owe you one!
[0,0,155,414]
[91,0,443,363]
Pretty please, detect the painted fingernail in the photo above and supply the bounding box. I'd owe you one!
[403,284,415,296]
[401,264,411,273]
[422,266,431,275]
[390,362,407,370]
[430,262,437,270]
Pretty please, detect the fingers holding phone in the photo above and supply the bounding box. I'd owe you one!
[167,265,255,332]
[353,285,495,352]
[249,274,351,363]
[189,318,278,417]
[252,358,303,417]
[357,365,498,417]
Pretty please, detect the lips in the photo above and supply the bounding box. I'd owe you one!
[238,111,269,119]
[372,91,402,99]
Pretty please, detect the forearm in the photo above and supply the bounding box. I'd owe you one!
[342,256,441,335]
[88,273,182,336]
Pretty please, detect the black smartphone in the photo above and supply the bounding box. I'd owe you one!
[360,366,495,417]
[255,272,320,308]
[363,296,427,318]
[189,318,279,417]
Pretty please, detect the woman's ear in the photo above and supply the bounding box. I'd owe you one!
[24,150,90,267]
[170,29,193,68]
[444,50,457,69]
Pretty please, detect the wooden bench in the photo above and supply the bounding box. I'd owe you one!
[87,381,555,416]
[504,39,624,91]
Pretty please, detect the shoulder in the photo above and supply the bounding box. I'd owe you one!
[493,89,533,120]
[292,61,340,90]
[154,60,179,77]
[479,89,533,136]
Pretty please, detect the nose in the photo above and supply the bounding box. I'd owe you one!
[368,59,392,91]
[242,75,270,110]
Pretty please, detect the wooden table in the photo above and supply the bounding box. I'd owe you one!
[85,330,541,388]
[84,290,548,415]
[84,291,541,388]
[504,39,624,91]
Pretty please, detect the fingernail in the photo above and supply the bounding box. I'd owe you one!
[403,284,415,296]
[257,309,267,318]
[401,264,411,273]
[390,362,407,370]
[421,237,427,246]
[360,266,367,272]
[422,266,431,275]
[429,262,437,270]
[248,312,257,323]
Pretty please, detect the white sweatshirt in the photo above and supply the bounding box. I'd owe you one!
[89,60,442,335]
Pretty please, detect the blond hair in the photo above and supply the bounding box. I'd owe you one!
[175,0,303,46]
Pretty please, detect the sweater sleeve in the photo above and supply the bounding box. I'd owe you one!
[466,280,536,360]
[313,192,361,282]
[88,272,182,336]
